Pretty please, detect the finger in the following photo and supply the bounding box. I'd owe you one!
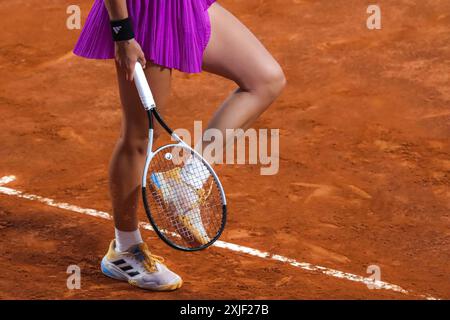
[121,62,129,81]
[127,62,136,81]
[123,63,130,81]
[117,60,129,80]
[138,54,147,69]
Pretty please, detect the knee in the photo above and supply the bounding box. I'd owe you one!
[120,134,149,156]
[254,63,286,102]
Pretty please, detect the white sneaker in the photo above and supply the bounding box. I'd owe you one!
[151,168,211,245]
[100,240,182,291]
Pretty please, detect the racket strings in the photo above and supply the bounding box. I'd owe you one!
[145,147,224,249]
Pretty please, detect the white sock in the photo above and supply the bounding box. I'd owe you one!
[115,228,143,252]
[180,156,211,189]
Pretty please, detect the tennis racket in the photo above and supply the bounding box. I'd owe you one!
[134,62,227,251]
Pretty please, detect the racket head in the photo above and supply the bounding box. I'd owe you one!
[142,143,226,251]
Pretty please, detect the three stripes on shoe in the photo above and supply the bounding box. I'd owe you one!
[112,259,140,277]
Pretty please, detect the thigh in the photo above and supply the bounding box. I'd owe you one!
[202,3,282,90]
[115,62,172,140]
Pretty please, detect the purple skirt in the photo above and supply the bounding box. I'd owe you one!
[74,0,216,73]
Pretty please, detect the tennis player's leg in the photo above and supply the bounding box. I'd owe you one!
[201,2,286,156]
[109,62,171,235]
[102,62,182,291]
[175,2,286,222]
[169,3,286,242]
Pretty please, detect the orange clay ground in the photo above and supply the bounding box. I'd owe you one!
[0,0,449,299]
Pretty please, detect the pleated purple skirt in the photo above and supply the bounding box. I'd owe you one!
[74,0,216,73]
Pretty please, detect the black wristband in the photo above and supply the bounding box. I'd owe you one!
[110,17,135,42]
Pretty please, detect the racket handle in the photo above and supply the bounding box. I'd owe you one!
[134,62,156,110]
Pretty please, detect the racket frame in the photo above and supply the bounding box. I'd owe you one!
[134,63,227,251]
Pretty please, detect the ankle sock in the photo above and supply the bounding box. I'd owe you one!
[115,228,143,252]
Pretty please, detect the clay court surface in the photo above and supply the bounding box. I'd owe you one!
[1,0,449,299]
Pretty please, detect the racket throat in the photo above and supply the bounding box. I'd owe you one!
[141,129,155,188]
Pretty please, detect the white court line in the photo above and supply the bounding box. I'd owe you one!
[0,175,438,300]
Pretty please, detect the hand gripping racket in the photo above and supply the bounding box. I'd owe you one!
[134,63,227,251]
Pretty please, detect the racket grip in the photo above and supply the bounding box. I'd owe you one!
[134,62,156,110]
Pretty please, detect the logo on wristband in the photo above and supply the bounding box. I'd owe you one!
[110,17,135,42]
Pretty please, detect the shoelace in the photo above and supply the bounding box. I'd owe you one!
[196,181,213,205]
[135,245,165,273]
[180,180,213,208]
